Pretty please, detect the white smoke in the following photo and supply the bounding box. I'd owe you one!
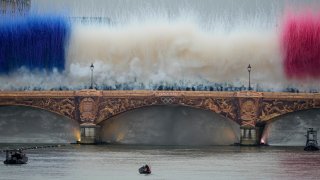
[2,0,320,91]
[67,22,284,88]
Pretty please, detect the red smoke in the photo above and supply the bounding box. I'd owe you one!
[281,11,320,79]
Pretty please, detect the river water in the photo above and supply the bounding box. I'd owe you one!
[1,144,320,180]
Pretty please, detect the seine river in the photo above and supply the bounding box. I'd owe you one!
[1,144,320,180]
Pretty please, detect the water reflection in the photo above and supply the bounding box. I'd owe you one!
[1,144,320,180]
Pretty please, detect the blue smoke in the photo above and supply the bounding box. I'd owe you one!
[0,15,70,73]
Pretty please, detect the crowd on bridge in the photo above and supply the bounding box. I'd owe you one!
[5,83,319,93]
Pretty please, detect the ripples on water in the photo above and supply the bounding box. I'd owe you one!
[1,144,320,180]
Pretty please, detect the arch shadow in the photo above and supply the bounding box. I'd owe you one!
[261,108,320,146]
[0,105,80,143]
[97,104,238,125]
[97,105,240,145]
[0,104,77,124]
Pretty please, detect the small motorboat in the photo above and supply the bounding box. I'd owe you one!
[3,150,28,164]
[139,164,151,174]
[304,128,319,151]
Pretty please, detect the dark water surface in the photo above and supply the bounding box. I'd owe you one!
[1,144,320,180]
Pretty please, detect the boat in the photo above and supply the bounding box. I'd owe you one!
[304,128,319,151]
[139,164,151,174]
[3,150,28,164]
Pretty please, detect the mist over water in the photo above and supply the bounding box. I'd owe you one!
[262,109,320,146]
[99,105,240,145]
[0,106,79,143]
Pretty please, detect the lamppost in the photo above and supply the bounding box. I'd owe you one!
[90,63,94,89]
[247,64,251,91]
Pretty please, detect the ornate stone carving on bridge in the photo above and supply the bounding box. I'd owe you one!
[1,91,320,126]
[0,97,75,120]
[181,97,237,121]
[161,97,176,104]
[79,97,98,123]
[239,98,260,127]
[96,96,238,124]
[259,99,314,121]
[97,97,157,123]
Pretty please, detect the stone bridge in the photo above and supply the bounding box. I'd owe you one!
[1,90,320,145]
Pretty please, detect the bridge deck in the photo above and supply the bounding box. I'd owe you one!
[0,90,319,99]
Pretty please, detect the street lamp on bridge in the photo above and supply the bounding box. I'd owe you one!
[247,64,251,91]
[90,63,94,89]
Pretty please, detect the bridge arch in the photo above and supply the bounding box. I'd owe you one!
[262,107,320,125]
[96,103,237,125]
[96,96,238,125]
[261,108,320,146]
[259,99,316,122]
[0,97,76,121]
[0,105,80,143]
[0,104,76,123]
[98,105,240,145]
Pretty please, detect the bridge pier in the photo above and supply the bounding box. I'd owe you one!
[78,124,101,144]
[240,127,259,146]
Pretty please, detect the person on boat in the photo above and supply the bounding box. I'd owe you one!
[144,164,150,173]
[5,150,9,159]
[139,164,151,174]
